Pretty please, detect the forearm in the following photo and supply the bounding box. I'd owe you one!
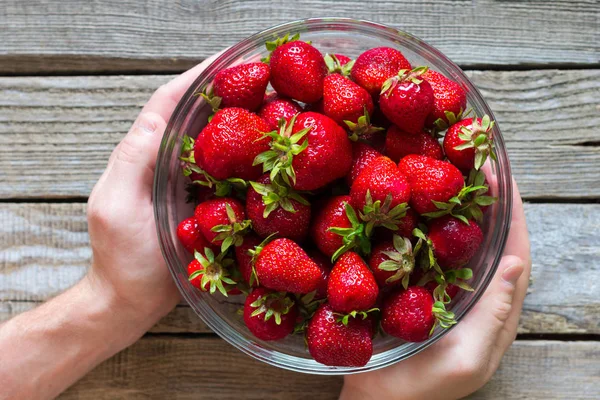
[0,275,148,400]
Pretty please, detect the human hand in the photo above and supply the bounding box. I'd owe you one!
[85,55,219,338]
[341,179,531,400]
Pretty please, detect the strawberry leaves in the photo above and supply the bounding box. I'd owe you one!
[329,202,371,262]
[211,203,252,252]
[324,53,355,76]
[189,248,237,297]
[249,177,309,218]
[344,107,384,142]
[381,66,429,97]
[262,33,301,63]
[453,114,497,170]
[377,235,415,289]
[359,191,409,236]
[250,292,296,325]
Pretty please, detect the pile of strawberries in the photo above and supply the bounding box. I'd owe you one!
[176,34,497,367]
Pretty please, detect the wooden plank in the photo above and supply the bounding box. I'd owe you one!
[57,338,599,399]
[0,0,598,74]
[0,70,598,199]
[1,203,599,334]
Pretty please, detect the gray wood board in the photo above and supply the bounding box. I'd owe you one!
[0,0,598,73]
[0,70,598,199]
[1,203,599,334]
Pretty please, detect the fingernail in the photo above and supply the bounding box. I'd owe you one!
[501,264,524,286]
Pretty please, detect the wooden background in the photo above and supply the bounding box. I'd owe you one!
[1,0,599,398]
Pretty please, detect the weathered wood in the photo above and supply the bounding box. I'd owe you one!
[1,203,599,334]
[56,338,599,399]
[1,70,598,199]
[0,0,598,74]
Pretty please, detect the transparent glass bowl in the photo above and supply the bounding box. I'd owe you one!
[154,18,512,375]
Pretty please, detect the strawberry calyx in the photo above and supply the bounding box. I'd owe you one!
[344,107,385,141]
[430,301,457,335]
[453,114,497,170]
[262,33,301,63]
[329,202,372,262]
[412,226,443,276]
[211,203,252,252]
[433,108,472,132]
[247,233,279,286]
[377,235,415,289]
[334,308,379,326]
[423,169,497,224]
[381,66,429,97]
[253,114,310,187]
[359,191,409,237]
[249,177,310,218]
[293,291,327,334]
[189,248,237,297]
[324,53,355,76]
[199,86,222,114]
[250,291,295,325]
[419,267,474,304]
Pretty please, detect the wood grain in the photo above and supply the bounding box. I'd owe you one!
[56,338,599,399]
[0,0,598,74]
[1,70,598,200]
[2,203,599,334]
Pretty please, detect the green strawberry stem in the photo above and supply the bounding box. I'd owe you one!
[334,308,379,326]
[249,177,309,218]
[433,108,472,133]
[324,53,355,76]
[252,114,310,187]
[453,114,497,170]
[359,191,409,237]
[189,248,237,297]
[412,227,444,276]
[250,292,295,325]
[329,202,372,262]
[430,301,457,335]
[378,235,415,289]
[261,33,301,63]
[211,203,252,252]
[344,107,384,142]
[381,66,429,97]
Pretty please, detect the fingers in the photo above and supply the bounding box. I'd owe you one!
[504,178,531,265]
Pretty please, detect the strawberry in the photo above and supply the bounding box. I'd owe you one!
[258,93,303,131]
[379,67,434,134]
[369,235,415,289]
[327,252,379,313]
[194,107,270,180]
[267,36,327,103]
[385,125,443,162]
[254,238,323,293]
[310,196,370,260]
[443,115,496,171]
[428,215,483,269]
[246,174,311,242]
[194,197,251,252]
[322,73,378,139]
[346,142,382,186]
[398,155,464,215]
[307,303,373,367]
[308,251,333,300]
[351,47,411,96]
[350,156,410,235]
[206,63,270,112]
[176,217,214,254]
[187,248,238,296]
[422,69,467,130]
[381,286,455,342]
[254,112,352,191]
[234,233,262,287]
[324,53,354,76]
[243,287,298,341]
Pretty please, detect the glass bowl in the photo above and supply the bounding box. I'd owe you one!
[154,17,512,375]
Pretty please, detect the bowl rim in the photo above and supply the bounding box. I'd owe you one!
[154,16,513,375]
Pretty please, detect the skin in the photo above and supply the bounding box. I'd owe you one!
[0,50,531,399]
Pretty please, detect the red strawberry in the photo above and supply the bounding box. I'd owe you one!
[254,238,323,293]
[327,252,379,313]
[385,125,443,162]
[234,233,262,286]
[208,63,270,111]
[176,217,214,254]
[310,196,370,260]
[322,73,375,134]
[379,67,434,134]
[334,54,351,65]
[187,248,238,296]
[254,112,352,191]
[351,47,411,95]
[324,53,354,77]
[428,215,483,269]
[382,286,454,342]
[194,197,250,252]
[243,287,298,341]
[308,250,333,299]
[422,69,467,129]
[398,155,464,215]
[258,93,303,131]
[194,107,270,180]
[268,38,327,103]
[350,156,411,235]
[246,174,311,242]
[307,303,373,367]
[443,116,496,171]
[369,235,415,289]
[346,142,382,186]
